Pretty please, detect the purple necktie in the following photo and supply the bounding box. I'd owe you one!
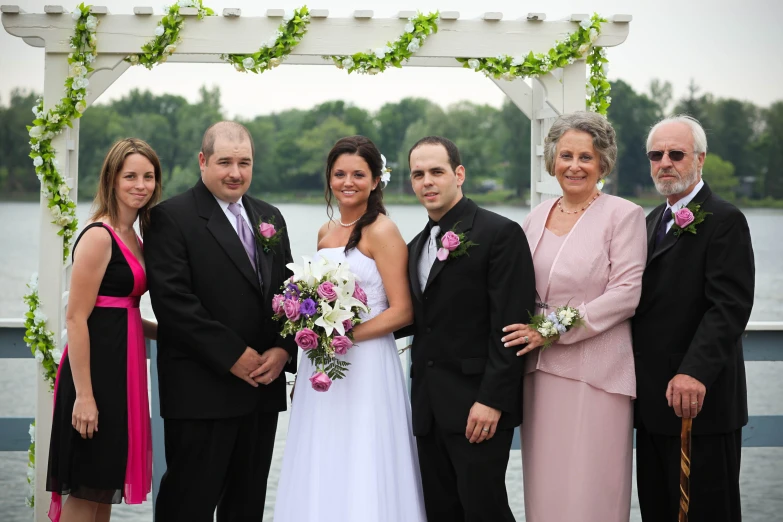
[228,202,256,268]
[655,207,673,248]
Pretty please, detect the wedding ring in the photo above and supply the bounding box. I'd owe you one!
[482,428,490,433]
[524,336,529,344]
[690,401,698,405]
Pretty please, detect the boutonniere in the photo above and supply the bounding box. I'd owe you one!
[255,216,285,253]
[436,224,478,261]
[671,203,711,237]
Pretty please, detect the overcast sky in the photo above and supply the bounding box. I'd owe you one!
[1,0,780,117]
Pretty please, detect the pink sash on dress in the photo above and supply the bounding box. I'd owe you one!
[49,225,151,521]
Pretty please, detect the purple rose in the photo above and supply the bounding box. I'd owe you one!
[259,222,276,239]
[271,294,285,317]
[674,208,695,228]
[331,335,353,355]
[353,284,368,305]
[441,230,461,251]
[436,247,449,261]
[283,298,300,321]
[299,298,317,317]
[310,371,332,392]
[295,328,319,350]
[317,281,338,302]
[285,283,300,299]
[342,319,353,332]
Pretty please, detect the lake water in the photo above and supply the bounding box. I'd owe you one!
[1,200,782,521]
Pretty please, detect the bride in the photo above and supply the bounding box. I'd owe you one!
[273,136,426,522]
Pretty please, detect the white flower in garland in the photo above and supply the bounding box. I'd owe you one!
[33,156,43,168]
[373,48,386,60]
[407,38,421,53]
[155,25,165,37]
[242,57,255,69]
[342,57,354,69]
[468,59,480,70]
[51,348,64,364]
[28,424,35,442]
[405,21,415,33]
[85,15,98,32]
[34,350,44,363]
[580,18,592,30]
[29,126,43,139]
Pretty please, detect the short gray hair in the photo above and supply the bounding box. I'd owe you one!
[646,115,708,154]
[544,112,617,178]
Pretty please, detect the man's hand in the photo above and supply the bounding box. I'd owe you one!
[465,402,502,444]
[230,347,265,387]
[666,373,707,419]
[250,347,289,385]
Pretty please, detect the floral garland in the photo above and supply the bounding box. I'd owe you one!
[22,273,61,507]
[327,11,439,75]
[126,0,214,68]
[28,2,98,262]
[456,13,611,115]
[221,7,311,73]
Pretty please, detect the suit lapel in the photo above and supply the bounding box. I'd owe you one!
[646,204,666,264]
[647,183,712,264]
[409,229,428,301]
[244,197,273,297]
[424,201,477,291]
[195,180,262,294]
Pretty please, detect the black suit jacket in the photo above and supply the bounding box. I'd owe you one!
[146,179,296,420]
[404,198,536,436]
[632,182,754,436]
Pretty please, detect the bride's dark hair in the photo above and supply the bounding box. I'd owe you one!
[325,135,388,252]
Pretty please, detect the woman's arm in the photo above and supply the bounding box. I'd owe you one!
[350,216,413,343]
[65,226,113,439]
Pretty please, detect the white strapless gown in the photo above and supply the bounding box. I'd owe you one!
[273,247,426,522]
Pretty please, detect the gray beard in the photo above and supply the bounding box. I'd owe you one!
[653,167,699,196]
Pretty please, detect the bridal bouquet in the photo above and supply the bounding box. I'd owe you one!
[272,256,369,392]
[529,305,584,349]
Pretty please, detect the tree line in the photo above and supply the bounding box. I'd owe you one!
[1,80,781,203]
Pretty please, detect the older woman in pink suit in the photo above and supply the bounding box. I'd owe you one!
[501,112,647,522]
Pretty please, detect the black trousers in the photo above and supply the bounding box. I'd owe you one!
[154,409,279,522]
[636,424,742,522]
[416,419,516,522]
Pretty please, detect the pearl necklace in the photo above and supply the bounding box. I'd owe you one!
[339,216,362,227]
[558,192,601,214]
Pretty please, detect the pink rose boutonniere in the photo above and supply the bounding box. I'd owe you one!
[436,224,477,262]
[254,216,285,253]
[671,203,711,237]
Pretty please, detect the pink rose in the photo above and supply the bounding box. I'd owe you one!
[295,328,319,350]
[331,335,353,355]
[272,294,285,317]
[674,208,695,228]
[440,230,460,251]
[353,284,368,305]
[436,247,449,261]
[259,222,276,239]
[283,298,300,321]
[342,319,353,332]
[317,281,338,302]
[310,371,332,392]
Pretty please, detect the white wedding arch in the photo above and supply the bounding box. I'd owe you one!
[3,4,631,518]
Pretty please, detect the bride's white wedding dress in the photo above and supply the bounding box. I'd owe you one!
[273,247,426,522]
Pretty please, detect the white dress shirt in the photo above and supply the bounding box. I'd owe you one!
[663,179,704,233]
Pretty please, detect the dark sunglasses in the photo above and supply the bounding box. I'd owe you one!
[646,150,690,162]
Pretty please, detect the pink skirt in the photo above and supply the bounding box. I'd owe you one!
[521,371,633,522]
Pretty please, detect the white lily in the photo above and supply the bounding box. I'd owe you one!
[314,300,354,336]
[334,277,368,313]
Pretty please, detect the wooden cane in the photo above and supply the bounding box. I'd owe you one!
[678,417,693,522]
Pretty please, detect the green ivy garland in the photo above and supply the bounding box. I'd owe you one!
[221,7,311,73]
[456,13,611,115]
[126,0,215,68]
[22,273,60,507]
[327,11,439,74]
[27,2,97,262]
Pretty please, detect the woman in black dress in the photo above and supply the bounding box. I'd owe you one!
[47,138,161,522]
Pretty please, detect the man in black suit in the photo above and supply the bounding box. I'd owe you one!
[404,136,535,521]
[146,121,296,521]
[633,116,754,522]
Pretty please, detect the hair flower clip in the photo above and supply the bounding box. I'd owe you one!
[380,154,392,187]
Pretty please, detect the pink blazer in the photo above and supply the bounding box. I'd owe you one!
[522,194,647,397]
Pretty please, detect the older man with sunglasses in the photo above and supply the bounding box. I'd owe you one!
[632,115,755,522]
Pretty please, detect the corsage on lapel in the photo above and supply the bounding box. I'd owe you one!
[671,203,711,237]
[436,223,477,261]
[255,216,285,253]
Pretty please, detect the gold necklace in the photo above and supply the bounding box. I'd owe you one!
[558,192,601,214]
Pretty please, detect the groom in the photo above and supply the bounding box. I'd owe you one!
[404,136,536,521]
[146,121,296,521]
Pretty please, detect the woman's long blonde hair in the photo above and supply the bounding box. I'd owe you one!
[89,138,162,235]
